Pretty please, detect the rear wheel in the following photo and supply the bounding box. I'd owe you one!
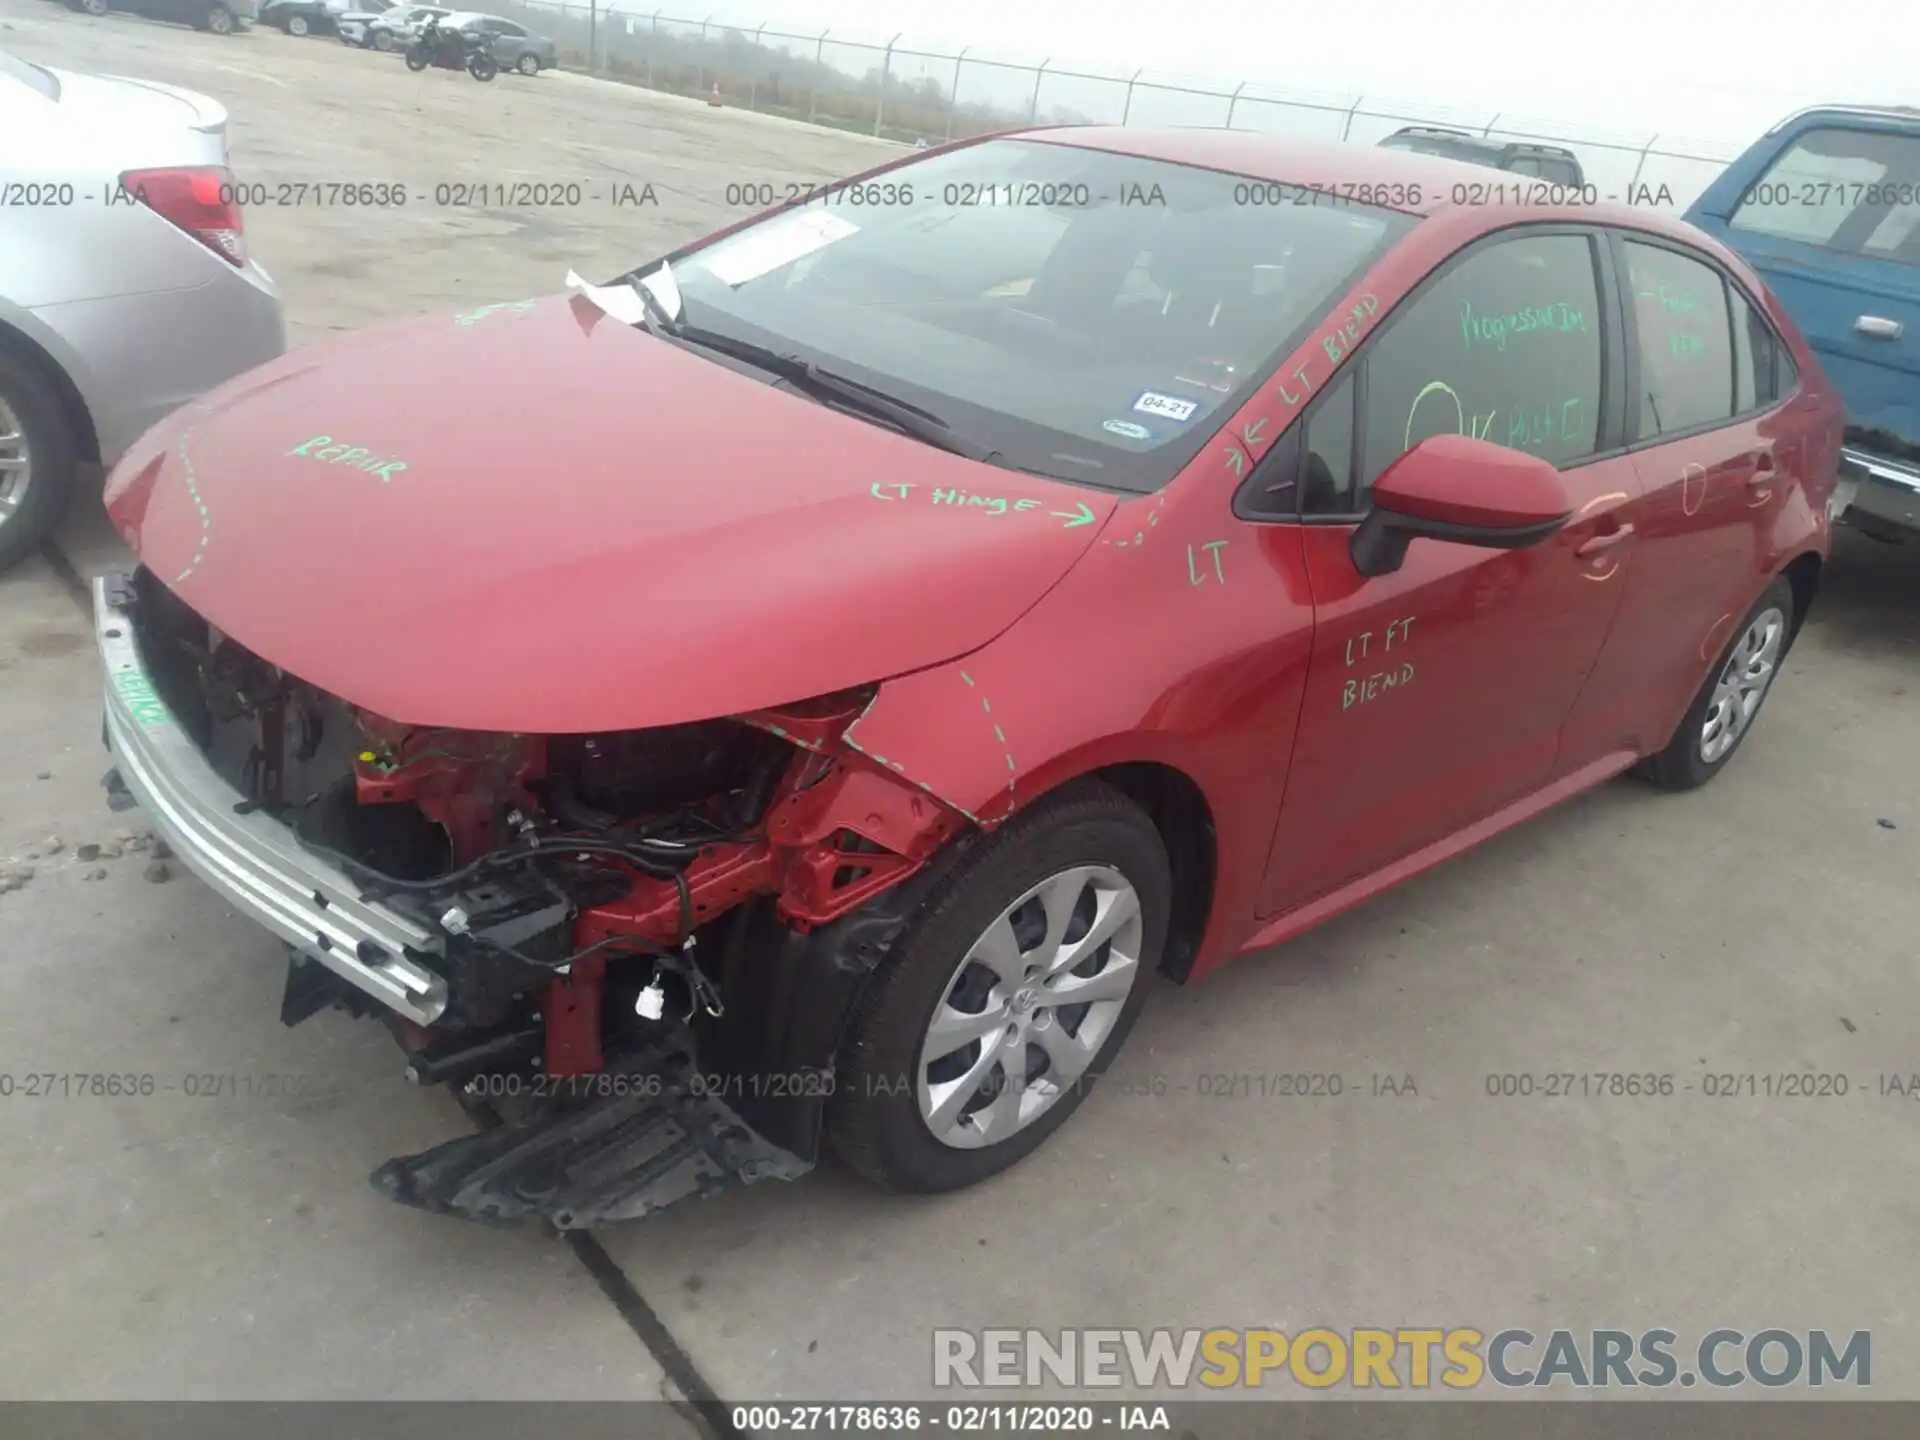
[0,351,81,577]
[515,52,539,75]
[1637,575,1796,791]
[468,52,498,81]
[404,43,429,69]
[204,3,234,31]
[283,11,307,33]
[371,28,393,49]
[80,0,108,14]
[827,781,1169,1192]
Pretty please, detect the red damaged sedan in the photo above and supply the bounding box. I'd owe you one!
[94,129,1842,1226]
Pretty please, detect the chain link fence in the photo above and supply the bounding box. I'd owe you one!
[488,1,1743,211]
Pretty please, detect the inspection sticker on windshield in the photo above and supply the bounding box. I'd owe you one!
[701,209,860,288]
[1132,391,1199,423]
[1102,419,1154,440]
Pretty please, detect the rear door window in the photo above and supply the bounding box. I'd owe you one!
[1730,126,1920,263]
[1622,240,1735,436]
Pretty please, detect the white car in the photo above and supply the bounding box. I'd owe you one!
[0,50,285,572]
[341,2,446,48]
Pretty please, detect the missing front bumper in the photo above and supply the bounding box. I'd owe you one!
[94,572,450,1025]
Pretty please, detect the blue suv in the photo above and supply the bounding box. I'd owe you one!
[1686,106,1920,542]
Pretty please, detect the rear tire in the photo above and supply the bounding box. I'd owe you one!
[826,780,1169,1193]
[80,0,108,14]
[404,43,429,69]
[204,3,234,31]
[516,53,539,75]
[1637,575,1797,791]
[0,350,81,577]
[283,12,307,33]
[372,29,393,49]
[468,53,498,81]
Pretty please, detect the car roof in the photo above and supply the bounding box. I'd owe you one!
[1012,126,1674,230]
[1386,128,1579,160]
[1765,103,1920,135]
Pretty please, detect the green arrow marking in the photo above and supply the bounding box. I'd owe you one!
[1051,501,1096,529]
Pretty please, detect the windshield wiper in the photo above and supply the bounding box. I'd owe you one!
[618,278,1004,466]
[783,361,1007,467]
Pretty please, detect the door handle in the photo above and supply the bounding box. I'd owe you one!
[1576,523,1636,557]
[1748,449,1777,487]
[1855,314,1905,340]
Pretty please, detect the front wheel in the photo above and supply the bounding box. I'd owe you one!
[1637,574,1797,791]
[283,12,307,34]
[467,53,497,80]
[204,3,234,31]
[826,781,1169,1192]
[80,0,108,14]
[371,28,393,49]
[404,43,429,69]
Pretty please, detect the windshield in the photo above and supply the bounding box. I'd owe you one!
[648,138,1415,493]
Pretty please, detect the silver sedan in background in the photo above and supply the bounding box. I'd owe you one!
[0,48,285,572]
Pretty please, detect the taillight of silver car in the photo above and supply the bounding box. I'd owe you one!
[118,166,248,268]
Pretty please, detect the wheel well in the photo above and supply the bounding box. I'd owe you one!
[1782,551,1823,635]
[0,323,100,464]
[1092,761,1216,984]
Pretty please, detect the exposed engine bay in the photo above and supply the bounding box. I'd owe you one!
[115,567,969,1225]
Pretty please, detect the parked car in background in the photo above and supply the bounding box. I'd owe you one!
[1378,126,1586,188]
[262,0,388,36]
[438,11,555,74]
[1685,105,1920,543]
[91,131,1835,1225]
[345,1,444,48]
[65,0,252,32]
[0,48,285,572]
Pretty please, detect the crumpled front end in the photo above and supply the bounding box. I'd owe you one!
[95,566,969,1226]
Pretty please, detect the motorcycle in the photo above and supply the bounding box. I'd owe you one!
[404,18,498,81]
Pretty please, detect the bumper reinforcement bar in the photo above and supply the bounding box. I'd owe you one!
[94,572,449,1026]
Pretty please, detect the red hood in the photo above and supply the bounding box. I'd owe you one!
[106,296,1117,733]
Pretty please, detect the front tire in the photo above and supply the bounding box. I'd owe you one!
[827,781,1169,1193]
[0,352,81,577]
[80,0,108,15]
[371,28,394,49]
[468,54,498,81]
[404,43,429,69]
[283,11,307,33]
[1638,575,1797,791]
[204,3,234,31]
